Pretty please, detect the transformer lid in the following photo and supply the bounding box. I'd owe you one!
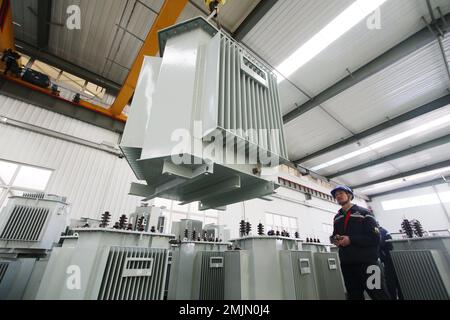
[158,16,219,57]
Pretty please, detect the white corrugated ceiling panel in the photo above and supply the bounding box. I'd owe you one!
[282,0,450,95]
[48,0,160,85]
[305,148,382,178]
[242,0,353,71]
[242,0,450,96]
[320,40,449,133]
[284,108,352,160]
[387,142,450,172]
[279,80,309,115]
[356,166,450,196]
[358,104,450,156]
[335,142,450,187]
[301,103,450,174]
[11,0,38,46]
[336,162,400,187]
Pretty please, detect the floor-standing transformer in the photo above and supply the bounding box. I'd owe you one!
[34,228,174,300]
[168,241,230,300]
[0,194,69,300]
[389,236,450,300]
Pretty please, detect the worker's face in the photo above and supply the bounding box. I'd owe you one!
[335,190,351,206]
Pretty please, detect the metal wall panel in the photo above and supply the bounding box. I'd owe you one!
[243,0,450,96]
[97,246,168,300]
[0,95,141,222]
[217,35,288,159]
[301,105,450,175]
[284,108,352,161]
[11,0,38,47]
[321,41,449,134]
[391,250,450,300]
[47,0,160,84]
[0,205,49,241]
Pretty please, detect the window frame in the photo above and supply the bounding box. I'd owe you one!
[0,159,53,208]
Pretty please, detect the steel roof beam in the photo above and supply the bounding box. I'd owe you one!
[326,134,450,179]
[369,175,450,198]
[283,11,450,124]
[233,0,278,41]
[294,94,450,164]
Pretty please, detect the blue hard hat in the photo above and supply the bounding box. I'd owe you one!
[331,185,354,200]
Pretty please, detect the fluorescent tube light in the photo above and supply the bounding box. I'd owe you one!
[276,0,387,83]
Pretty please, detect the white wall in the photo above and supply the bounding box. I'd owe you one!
[0,94,142,223]
[370,183,450,235]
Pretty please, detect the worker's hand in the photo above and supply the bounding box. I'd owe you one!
[337,236,351,247]
[332,234,341,246]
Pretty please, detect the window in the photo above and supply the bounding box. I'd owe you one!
[154,197,219,233]
[381,191,450,211]
[265,212,298,235]
[0,160,53,209]
[171,212,187,223]
[23,58,106,100]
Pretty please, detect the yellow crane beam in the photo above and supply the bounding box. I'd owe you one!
[109,0,189,116]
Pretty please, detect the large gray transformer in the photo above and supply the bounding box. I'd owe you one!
[224,236,346,300]
[389,236,450,300]
[167,235,346,300]
[34,228,174,300]
[120,17,289,211]
[0,194,70,300]
[168,241,230,300]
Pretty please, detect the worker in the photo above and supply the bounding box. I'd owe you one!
[330,185,389,300]
[205,0,226,28]
[378,224,403,300]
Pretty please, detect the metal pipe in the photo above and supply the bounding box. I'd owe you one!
[424,2,450,87]
[0,115,122,156]
[432,185,450,225]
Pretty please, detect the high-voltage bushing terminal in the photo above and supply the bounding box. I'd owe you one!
[239,220,246,237]
[257,223,264,236]
[401,219,414,238]
[411,219,424,238]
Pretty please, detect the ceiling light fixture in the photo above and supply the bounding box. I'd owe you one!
[276,0,387,83]
[311,114,450,171]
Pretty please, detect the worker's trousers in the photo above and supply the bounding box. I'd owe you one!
[341,262,391,300]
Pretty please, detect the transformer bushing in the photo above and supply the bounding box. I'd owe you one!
[245,222,252,236]
[411,220,424,238]
[99,211,111,228]
[118,215,128,230]
[257,223,264,236]
[401,219,414,239]
[239,220,246,237]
